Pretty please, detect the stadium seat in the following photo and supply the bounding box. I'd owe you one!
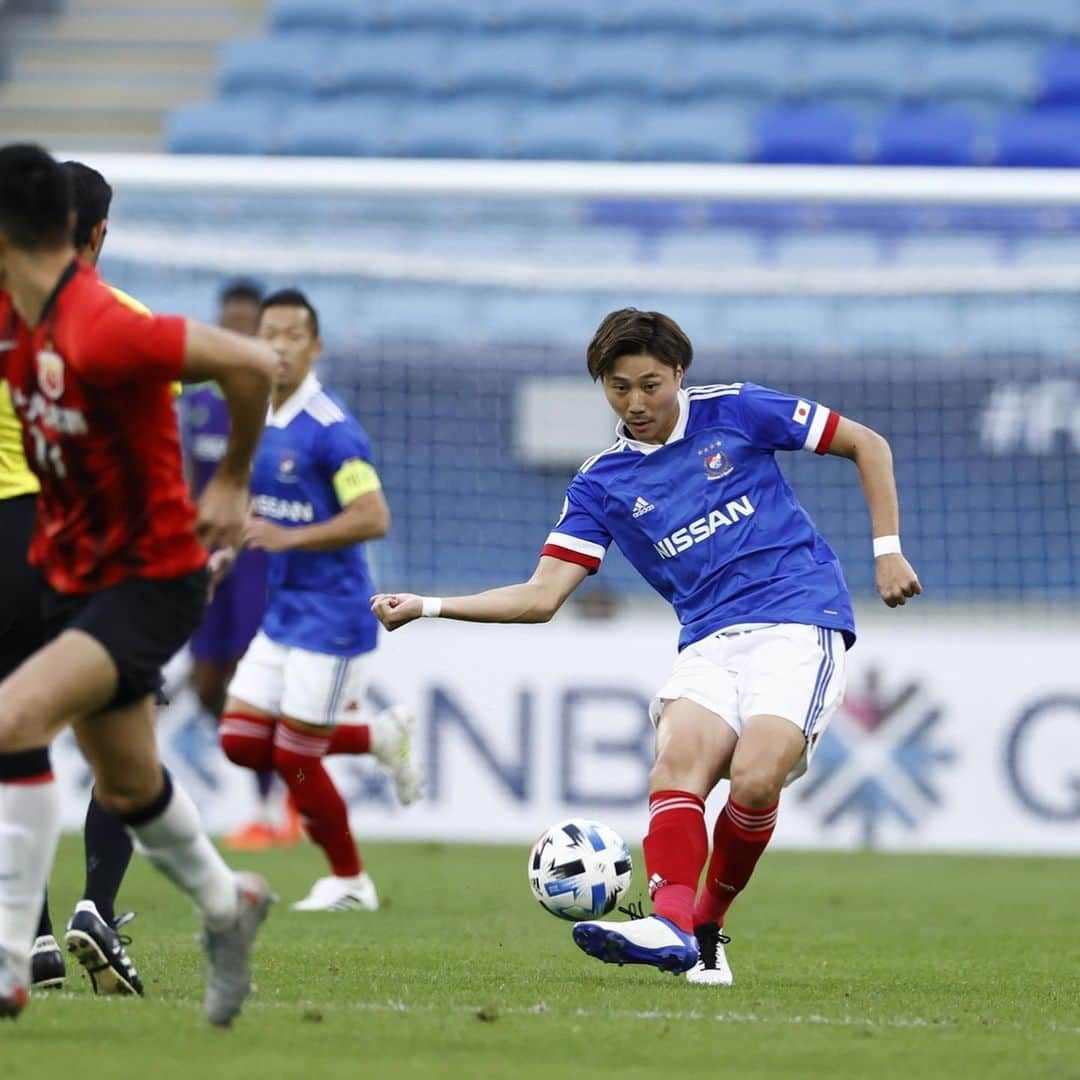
[1037,47,1080,107]
[276,99,395,156]
[217,35,331,98]
[1011,236,1080,267]
[837,299,966,354]
[653,229,763,268]
[368,0,485,33]
[796,39,920,105]
[842,0,961,39]
[444,33,567,99]
[565,35,694,101]
[752,107,862,164]
[389,101,518,158]
[628,102,752,162]
[733,0,845,38]
[324,33,453,98]
[270,0,368,33]
[512,102,631,160]
[673,38,801,101]
[874,108,980,166]
[528,227,642,265]
[890,234,1003,267]
[490,0,604,34]
[605,0,734,35]
[994,109,1080,167]
[957,0,1080,43]
[917,44,1039,106]
[166,101,277,155]
[773,231,881,269]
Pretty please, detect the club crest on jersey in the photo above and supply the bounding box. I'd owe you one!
[277,450,299,483]
[698,439,733,480]
[36,347,64,401]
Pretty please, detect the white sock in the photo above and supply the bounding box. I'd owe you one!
[0,777,61,957]
[127,778,238,929]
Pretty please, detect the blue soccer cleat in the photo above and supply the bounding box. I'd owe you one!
[572,914,699,975]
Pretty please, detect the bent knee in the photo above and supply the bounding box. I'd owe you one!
[728,765,784,808]
[93,777,162,818]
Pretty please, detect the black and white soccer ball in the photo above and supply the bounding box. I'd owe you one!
[528,818,633,921]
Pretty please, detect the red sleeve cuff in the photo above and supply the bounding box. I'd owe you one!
[155,315,187,380]
[815,410,841,455]
[541,544,601,574]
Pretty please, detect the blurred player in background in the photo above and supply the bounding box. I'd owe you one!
[0,144,275,1023]
[373,307,921,983]
[180,282,300,852]
[219,289,421,912]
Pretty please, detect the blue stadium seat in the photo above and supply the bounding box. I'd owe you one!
[673,38,801,101]
[734,0,845,38]
[917,44,1039,106]
[565,35,688,100]
[753,107,861,164]
[653,229,762,268]
[444,33,566,98]
[369,0,486,32]
[720,298,841,351]
[480,291,600,346]
[389,102,518,157]
[1011,236,1080,267]
[1038,47,1080,107]
[604,0,734,35]
[218,35,331,98]
[270,0,367,33]
[837,299,965,354]
[890,234,1003,267]
[843,0,961,39]
[958,0,1080,43]
[994,109,1080,166]
[773,231,881,269]
[167,101,277,154]
[276,99,394,156]
[528,227,642,264]
[875,108,980,166]
[489,0,604,34]
[796,39,919,105]
[512,102,631,160]
[629,102,752,162]
[324,32,453,98]
[959,299,1079,354]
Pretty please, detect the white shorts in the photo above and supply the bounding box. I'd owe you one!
[227,631,368,728]
[650,622,847,786]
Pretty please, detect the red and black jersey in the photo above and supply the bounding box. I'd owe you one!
[0,260,206,594]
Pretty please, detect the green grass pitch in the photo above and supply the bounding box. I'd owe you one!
[6,836,1079,1078]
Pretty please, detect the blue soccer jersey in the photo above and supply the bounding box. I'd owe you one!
[542,383,855,651]
[251,373,381,656]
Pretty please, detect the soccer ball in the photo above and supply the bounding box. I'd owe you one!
[528,818,633,921]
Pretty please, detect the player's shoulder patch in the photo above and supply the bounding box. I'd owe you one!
[578,439,627,475]
[106,285,152,317]
[303,390,347,427]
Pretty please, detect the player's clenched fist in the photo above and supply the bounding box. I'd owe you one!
[195,472,251,552]
[875,553,922,607]
[370,592,423,630]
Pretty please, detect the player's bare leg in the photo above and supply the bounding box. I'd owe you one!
[573,699,737,975]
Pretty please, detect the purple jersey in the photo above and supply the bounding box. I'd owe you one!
[180,384,229,497]
[180,383,269,663]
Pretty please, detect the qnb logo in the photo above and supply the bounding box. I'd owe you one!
[796,669,955,846]
[253,494,315,522]
[653,495,754,559]
[980,378,1080,455]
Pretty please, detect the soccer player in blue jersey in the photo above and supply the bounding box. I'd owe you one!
[219,290,421,912]
[372,308,921,983]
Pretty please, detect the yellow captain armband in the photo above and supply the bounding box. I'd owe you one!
[333,458,381,506]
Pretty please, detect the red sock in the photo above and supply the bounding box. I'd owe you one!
[272,721,361,877]
[220,712,275,772]
[327,724,371,755]
[641,789,707,933]
[692,798,778,928]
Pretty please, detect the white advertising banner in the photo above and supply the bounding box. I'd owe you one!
[52,613,1080,854]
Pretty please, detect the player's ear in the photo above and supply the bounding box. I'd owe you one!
[674,365,684,387]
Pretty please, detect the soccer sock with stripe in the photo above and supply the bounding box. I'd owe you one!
[692,798,779,928]
[120,771,239,930]
[327,724,370,755]
[82,788,135,926]
[641,789,708,933]
[220,711,275,771]
[0,748,61,957]
[272,721,362,877]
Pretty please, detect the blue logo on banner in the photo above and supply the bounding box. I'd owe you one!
[796,669,955,846]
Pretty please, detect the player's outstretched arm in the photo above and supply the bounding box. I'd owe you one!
[371,556,589,632]
[827,416,922,607]
[181,322,275,550]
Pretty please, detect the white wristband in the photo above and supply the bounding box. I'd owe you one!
[873,535,902,558]
[420,596,443,618]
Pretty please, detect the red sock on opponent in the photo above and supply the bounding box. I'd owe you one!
[641,789,708,933]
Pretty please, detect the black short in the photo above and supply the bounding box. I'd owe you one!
[41,568,209,709]
[0,494,48,680]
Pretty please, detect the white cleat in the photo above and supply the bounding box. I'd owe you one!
[291,872,379,912]
[372,705,423,806]
[685,923,733,986]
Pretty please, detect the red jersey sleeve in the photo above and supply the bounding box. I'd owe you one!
[75,298,186,388]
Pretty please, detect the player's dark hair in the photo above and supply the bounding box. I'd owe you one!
[220,278,263,306]
[260,287,320,338]
[586,308,693,381]
[62,161,113,250]
[0,143,72,251]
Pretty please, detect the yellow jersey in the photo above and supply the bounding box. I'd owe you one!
[0,284,176,501]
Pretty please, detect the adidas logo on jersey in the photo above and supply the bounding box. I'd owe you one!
[632,496,655,518]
